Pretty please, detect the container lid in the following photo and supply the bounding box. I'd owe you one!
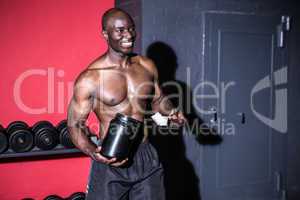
[115,113,143,126]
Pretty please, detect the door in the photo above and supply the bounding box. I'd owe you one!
[200,13,288,200]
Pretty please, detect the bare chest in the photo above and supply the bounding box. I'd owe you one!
[96,65,154,106]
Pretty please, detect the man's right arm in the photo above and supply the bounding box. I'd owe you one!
[67,76,97,157]
[67,74,128,166]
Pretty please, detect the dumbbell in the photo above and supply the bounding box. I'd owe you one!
[43,194,64,200]
[68,192,86,200]
[31,121,59,150]
[6,121,34,153]
[0,125,8,154]
[56,120,75,148]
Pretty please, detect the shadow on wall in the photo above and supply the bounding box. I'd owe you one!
[146,41,222,200]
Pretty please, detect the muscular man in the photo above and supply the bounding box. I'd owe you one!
[67,8,185,200]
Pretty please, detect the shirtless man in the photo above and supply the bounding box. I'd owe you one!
[67,8,185,200]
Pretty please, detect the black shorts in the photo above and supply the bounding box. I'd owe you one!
[86,141,165,200]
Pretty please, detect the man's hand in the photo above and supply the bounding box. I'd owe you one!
[168,109,187,126]
[90,146,128,167]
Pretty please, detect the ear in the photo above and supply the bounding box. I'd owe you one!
[102,30,108,41]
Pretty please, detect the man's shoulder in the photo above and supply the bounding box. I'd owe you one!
[74,62,102,90]
[76,54,117,84]
[134,55,154,66]
[88,55,120,70]
[76,55,107,81]
[87,55,107,69]
[134,55,157,74]
[74,69,96,89]
[72,70,97,97]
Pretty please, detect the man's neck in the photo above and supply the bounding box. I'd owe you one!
[106,49,130,68]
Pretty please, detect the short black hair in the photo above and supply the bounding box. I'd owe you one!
[101,8,132,31]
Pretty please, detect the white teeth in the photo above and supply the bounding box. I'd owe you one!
[121,42,132,47]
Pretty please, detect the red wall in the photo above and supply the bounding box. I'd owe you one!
[0,0,113,199]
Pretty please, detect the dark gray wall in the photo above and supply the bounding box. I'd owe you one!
[116,0,300,199]
[287,7,300,199]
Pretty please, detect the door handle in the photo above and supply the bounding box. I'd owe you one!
[237,112,245,124]
[210,107,218,123]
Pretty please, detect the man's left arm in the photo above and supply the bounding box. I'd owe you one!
[146,59,186,125]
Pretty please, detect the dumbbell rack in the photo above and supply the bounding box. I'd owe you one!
[0,145,82,160]
[0,120,99,161]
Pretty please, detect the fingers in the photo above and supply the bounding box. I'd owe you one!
[103,157,117,164]
[90,146,113,163]
[94,146,102,153]
[178,112,187,123]
[169,111,186,125]
[93,153,128,166]
[90,151,116,164]
[90,149,128,167]
[110,158,129,167]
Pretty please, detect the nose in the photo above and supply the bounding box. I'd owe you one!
[123,29,135,40]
